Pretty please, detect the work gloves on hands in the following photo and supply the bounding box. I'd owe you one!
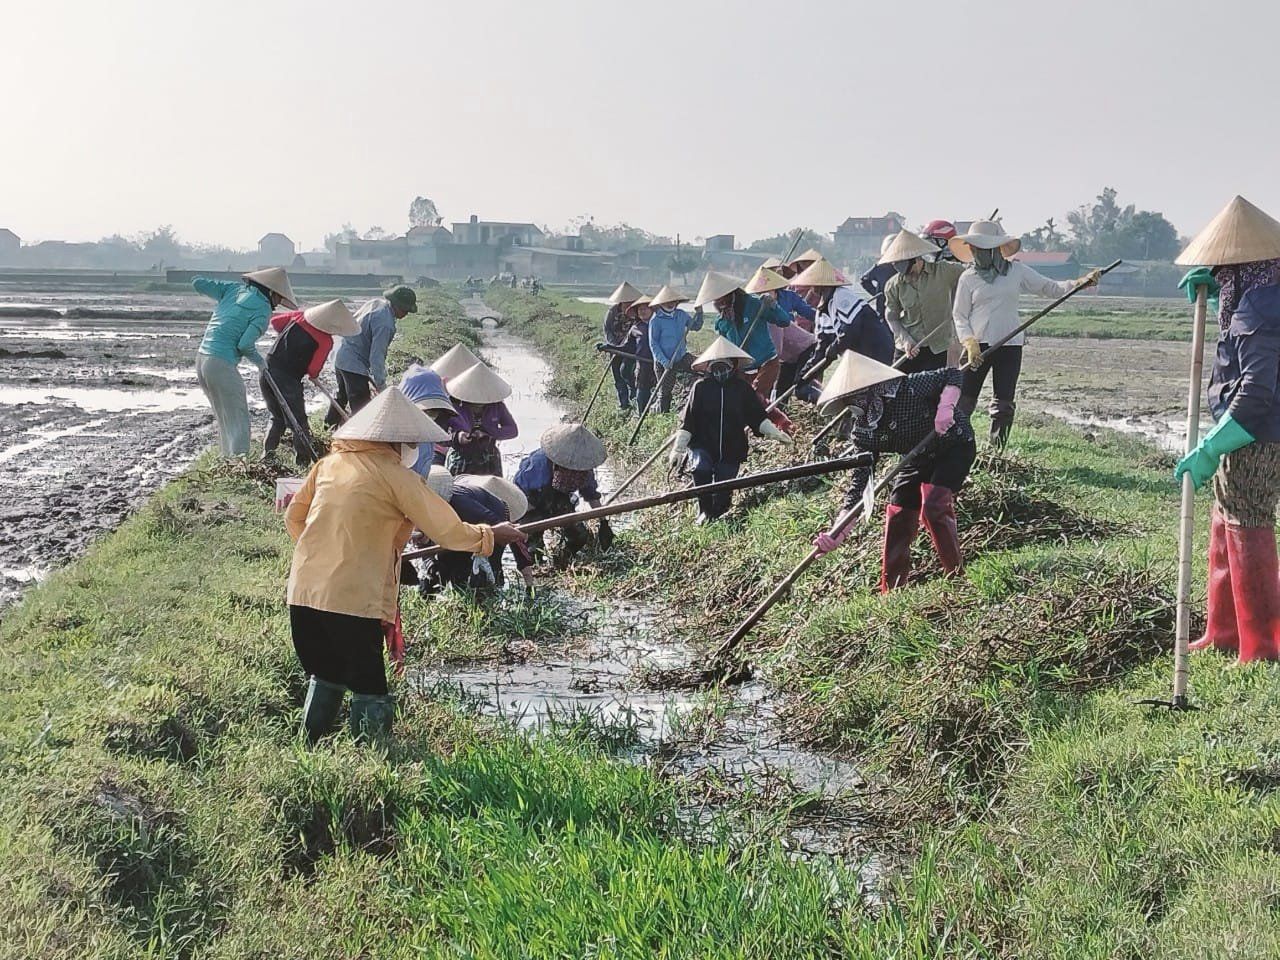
[813,525,851,556]
[1078,269,1103,288]
[669,429,692,466]
[961,337,982,368]
[934,384,961,435]
[1175,414,1255,490]
[758,420,794,444]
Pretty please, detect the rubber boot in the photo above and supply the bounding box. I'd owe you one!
[989,399,1016,449]
[349,693,395,745]
[880,503,921,593]
[921,484,964,576]
[1190,508,1238,653]
[301,676,345,744]
[1225,523,1280,663]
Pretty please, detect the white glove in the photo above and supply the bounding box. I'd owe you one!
[471,555,495,585]
[758,420,794,444]
[668,429,692,465]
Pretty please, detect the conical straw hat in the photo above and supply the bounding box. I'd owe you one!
[430,343,483,381]
[625,295,652,315]
[399,364,456,414]
[302,298,359,336]
[473,475,529,521]
[425,465,455,500]
[333,387,450,443]
[792,258,849,288]
[447,361,512,404]
[541,422,607,470]
[761,255,784,269]
[1175,195,1280,267]
[947,220,1021,262]
[817,351,904,417]
[744,266,789,295]
[788,247,824,267]
[691,335,754,372]
[243,267,297,308]
[877,230,937,266]
[650,284,686,307]
[607,281,643,305]
[693,271,744,308]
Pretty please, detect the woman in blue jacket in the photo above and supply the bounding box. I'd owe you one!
[1175,197,1280,663]
[193,267,296,456]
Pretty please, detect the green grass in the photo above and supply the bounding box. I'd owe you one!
[482,286,1280,959]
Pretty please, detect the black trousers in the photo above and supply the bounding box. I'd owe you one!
[289,604,387,695]
[888,437,977,508]
[776,344,817,401]
[692,460,741,518]
[960,344,1023,444]
[261,368,313,464]
[325,369,374,426]
[610,355,636,408]
[893,346,947,374]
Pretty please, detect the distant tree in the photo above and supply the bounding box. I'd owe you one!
[324,223,359,252]
[408,196,441,228]
[578,220,658,253]
[667,251,702,283]
[137,225,183,265]
[1065,187,1179,262]
[363,226,390,240]
[1020,217,1066,252]
[745,228,831,258]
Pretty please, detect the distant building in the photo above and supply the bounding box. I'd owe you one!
[450,215,544,247]
[705,234,735,252]
[0,228,19,261]
[1014,250,1079,280]
[407,224,452,246]
[257,232,296,265]
[501,245,613,283]
[833,213,904,260]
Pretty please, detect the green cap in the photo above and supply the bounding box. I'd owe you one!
[385,285,418,314]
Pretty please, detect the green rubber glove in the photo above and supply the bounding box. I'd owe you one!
[1177,267,1220,313]
[1174,414,1255,490]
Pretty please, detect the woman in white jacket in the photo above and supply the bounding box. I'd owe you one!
[950,220,1098,447]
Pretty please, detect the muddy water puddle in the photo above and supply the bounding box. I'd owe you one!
[421,297,871,864]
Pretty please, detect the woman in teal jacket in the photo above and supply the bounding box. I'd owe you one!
[193,267,297,455]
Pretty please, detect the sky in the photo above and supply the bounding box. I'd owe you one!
[4,0,1276,251]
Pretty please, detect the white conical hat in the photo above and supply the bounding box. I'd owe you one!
[877,230,937,266]
[693,271,744,308]
[788,247,824,267]
[626,295,652,315]
[948,220,1021,262]
[744,266,789,295]
[425,465,454,500]
[243,267,297,308]
[761,255,784,269]
[302,298,359,336]
[607,281,644,305]
[447,362,512,404]
[473,475,529,521]
[691,335,754,372]
[792,258,849,288]
[541,422,607,470]
[1176,195,1280,267]
[649,284,686,307]
[333,387,450,443]
[817,351,904,417]
[430,343,483,381]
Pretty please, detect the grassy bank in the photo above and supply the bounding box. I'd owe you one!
[486,286,1280,959]
[0,288,889,959]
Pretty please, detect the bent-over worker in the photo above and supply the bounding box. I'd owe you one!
[514,423,611,567]
[444,361,518,476]
[327,285,418,424]
[792,258,894,367]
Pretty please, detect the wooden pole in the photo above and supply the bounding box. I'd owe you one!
[260,367,319,462]
[1172,285,1208,707]
[628,357,679,445]
[402,455,869,560]
[605,434,677,504]
[582,355,614,423]
[309,376,350,423]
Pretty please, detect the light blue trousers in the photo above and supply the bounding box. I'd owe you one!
[196,353,250,456]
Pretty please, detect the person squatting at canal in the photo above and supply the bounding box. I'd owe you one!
[603,281,642,411]
[880,230,964,374]
[284,388,526,744]
[792,257,895,367]
[699,271,792,402]
[1174,197,1280,663]
[326,285,419,425]
[444,361,518,476]
[416,467,536,596]
[261,299,360,466]
[648,284,703,413]
[811,350,976,591]
[670,337,794,524]
[513,423,612,567]
[399,364,456,468]
[950,220,1099,447]
[193,267,297,457]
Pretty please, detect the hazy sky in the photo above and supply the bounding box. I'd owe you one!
[6,0,1276,250]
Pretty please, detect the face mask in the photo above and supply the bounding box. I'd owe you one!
[400,443,420,468]
[893,260,914,275]
[711,363,733,384]
[551,466,589,493]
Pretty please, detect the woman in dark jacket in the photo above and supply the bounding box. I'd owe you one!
[669,336,793,523]
[1174,196,1280,663]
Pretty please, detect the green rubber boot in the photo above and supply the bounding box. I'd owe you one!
[301,676,345,744]
[349,693,395,746]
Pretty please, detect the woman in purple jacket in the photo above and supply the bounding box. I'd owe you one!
[444,362,518,477]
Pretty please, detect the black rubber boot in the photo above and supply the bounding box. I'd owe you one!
[350,693,395,745]
[301,676,345,744]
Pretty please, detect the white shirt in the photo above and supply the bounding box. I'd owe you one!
[815,285,868,338]
[952,261,1074,347]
